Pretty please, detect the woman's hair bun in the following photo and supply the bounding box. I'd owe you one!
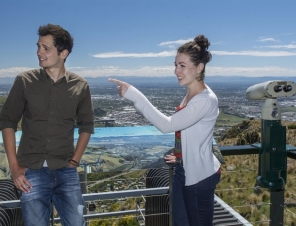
[194,35,210,50]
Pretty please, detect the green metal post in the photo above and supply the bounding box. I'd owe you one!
[257,119,286,190]
[256,98,287,226]
[270,189,285,226]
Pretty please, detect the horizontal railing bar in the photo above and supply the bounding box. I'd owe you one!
[0,187,169,208]
[287,145,296,160]
[54,209,146,222]
[288,151,296,160]
[0,200,20,208]
[219,144,296,159]
[83,187,169,201]
[219,145,258,155]
[84,209,145,220]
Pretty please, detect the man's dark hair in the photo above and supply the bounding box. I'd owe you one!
[38,24,74,57]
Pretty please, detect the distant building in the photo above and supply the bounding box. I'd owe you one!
[94,117,115,127]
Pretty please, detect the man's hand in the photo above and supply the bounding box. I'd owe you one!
[2,128,32,193]
[10,164,32,193]
[109,78,131,97]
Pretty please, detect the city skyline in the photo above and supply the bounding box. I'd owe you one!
[1,0,296,79]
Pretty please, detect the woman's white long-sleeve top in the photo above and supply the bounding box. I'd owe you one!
[124,85,221,186]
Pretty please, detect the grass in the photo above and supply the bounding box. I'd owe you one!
[216,112,246,126]
[216,153,296,225]
[120,169,148,179]
[282,107,296,113]
[215,119,296,224]
[0,96,6,104]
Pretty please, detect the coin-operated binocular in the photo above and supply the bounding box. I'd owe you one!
[246,81,296,191]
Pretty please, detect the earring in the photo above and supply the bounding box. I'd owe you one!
[196,74,204,81]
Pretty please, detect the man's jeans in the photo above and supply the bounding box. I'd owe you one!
[20,167,85,226]
[172,163,221,226]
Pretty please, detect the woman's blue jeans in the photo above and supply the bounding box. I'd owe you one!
[172,163,220,226]
[20,167,85,226]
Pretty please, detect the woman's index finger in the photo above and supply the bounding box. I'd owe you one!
[108,78,124,85]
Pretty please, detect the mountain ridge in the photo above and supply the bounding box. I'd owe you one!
[0,75,295,86]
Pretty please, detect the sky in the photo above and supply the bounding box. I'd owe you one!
[0,0,296,79]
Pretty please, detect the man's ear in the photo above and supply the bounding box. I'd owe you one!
[196,63,204,74]
[60,49,69,60]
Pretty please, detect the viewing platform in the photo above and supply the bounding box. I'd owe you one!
[2,143,296,225]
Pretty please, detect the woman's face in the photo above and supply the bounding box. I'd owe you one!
[174,53,201,87]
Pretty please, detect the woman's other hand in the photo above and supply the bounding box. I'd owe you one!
[164,154,176,164]
[109,78,131,97]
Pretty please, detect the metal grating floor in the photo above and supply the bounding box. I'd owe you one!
[145,168,253,226]
[214,195,253,226]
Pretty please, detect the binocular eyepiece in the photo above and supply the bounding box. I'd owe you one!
[246,81,296,100]
[274,84,292,93]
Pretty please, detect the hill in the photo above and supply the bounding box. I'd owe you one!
[217,119,296,147]
[1,75,296,86]
[216,119,296,224]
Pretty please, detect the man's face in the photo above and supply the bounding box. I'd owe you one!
[37,35,64,69]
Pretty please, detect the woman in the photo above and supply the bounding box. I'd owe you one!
[109,34,221,226]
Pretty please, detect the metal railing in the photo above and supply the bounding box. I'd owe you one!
[2,144,296,225]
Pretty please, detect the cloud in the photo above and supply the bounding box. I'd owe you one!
[259,44,296,49]
[257,37,279,42]
[0,67,35,77]
[1,65,295,78]
[211,50,296,57]
[274,32,296,37]
[158,38,193,47]
[71,66,174,77]
[73,65,296,77]
[67,66,87,70]
[92,49,296,59]
[206,66,296,77]
[92,51,176,58]
[74,65,296,77]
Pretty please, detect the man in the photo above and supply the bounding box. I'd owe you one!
[0,24,94,226]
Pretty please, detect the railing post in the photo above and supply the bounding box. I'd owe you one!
[270,189,285,226]
[51,201,54,226]
[169,167,173,226]
[79,172,88,226]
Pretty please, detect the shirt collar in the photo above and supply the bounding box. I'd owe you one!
[41,67,70,83]
[64,70,71,82]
